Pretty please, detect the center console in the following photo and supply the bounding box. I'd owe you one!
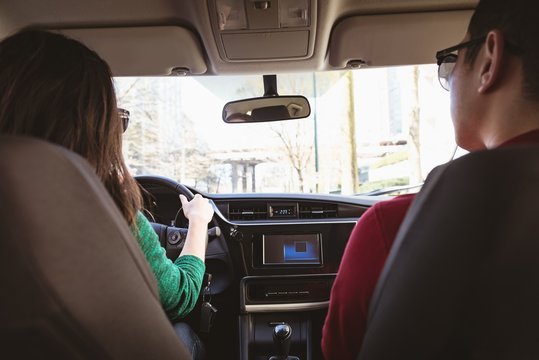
[236,221,355,360]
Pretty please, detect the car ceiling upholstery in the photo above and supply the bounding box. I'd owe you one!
[0,0,478,75]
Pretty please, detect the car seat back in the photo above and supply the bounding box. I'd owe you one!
[0,136,190,359]
[360,145,539,359]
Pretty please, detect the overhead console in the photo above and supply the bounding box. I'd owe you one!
[208,0,316,61]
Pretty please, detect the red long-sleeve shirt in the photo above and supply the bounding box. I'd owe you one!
[321,194,415,360]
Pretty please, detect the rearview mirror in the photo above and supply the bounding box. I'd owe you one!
[222,96,311,123]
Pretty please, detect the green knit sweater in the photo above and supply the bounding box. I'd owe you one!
[132,211,205,320]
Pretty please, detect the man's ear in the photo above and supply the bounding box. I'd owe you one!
[477,30,505,93]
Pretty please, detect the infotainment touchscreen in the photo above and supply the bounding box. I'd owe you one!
[262,233,322,265]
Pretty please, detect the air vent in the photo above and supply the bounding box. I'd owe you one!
[229,202,267,221]
[299,203,337,219]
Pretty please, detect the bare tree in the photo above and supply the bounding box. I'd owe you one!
[408,66,422,183]
[116,78,140,103]
[116,78,219,185]
[346,71,360,193]
[116,79,162,175]
[270,74,316,192]
[272,121,313,192]
[234,74,317,192]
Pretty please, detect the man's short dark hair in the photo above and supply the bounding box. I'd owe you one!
[466,0,539,101]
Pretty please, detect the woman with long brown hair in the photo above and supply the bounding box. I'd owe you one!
[0,29,212,358]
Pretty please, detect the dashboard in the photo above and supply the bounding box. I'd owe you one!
[137,176,375,360]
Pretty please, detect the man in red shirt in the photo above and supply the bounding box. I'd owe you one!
[322,193,415,360]
[322,1,539,358]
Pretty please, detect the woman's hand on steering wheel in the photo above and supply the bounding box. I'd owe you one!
[179,194,214,225]
[178,194,215,260]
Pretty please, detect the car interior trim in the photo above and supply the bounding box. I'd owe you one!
[244,301,330,313]
[57,26,208,76]
[222,220,358,227]
[329,10,472,68]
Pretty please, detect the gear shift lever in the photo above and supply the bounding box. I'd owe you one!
[269,323,299,360]
[274,324,291,359]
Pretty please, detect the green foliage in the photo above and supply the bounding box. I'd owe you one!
[357,177,409,194]
[371,151,408,169]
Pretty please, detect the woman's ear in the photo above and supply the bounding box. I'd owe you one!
[477,30,505,93]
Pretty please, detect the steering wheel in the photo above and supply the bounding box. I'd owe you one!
[136,175,196,202]
[136,175,233,296]
[135,175,221,258]
[136,175,195,225]
[136,175,194,196]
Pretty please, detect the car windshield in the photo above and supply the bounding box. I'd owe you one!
[117,64,455,195]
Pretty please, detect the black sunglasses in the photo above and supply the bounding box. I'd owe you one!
[435,36,487,91]
[118,108,130,133]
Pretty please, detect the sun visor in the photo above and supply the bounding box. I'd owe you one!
[58,26,207,76]
[329,10,472,69]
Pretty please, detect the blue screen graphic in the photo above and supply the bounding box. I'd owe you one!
[283,240,319,262]
[263,234,321,265]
